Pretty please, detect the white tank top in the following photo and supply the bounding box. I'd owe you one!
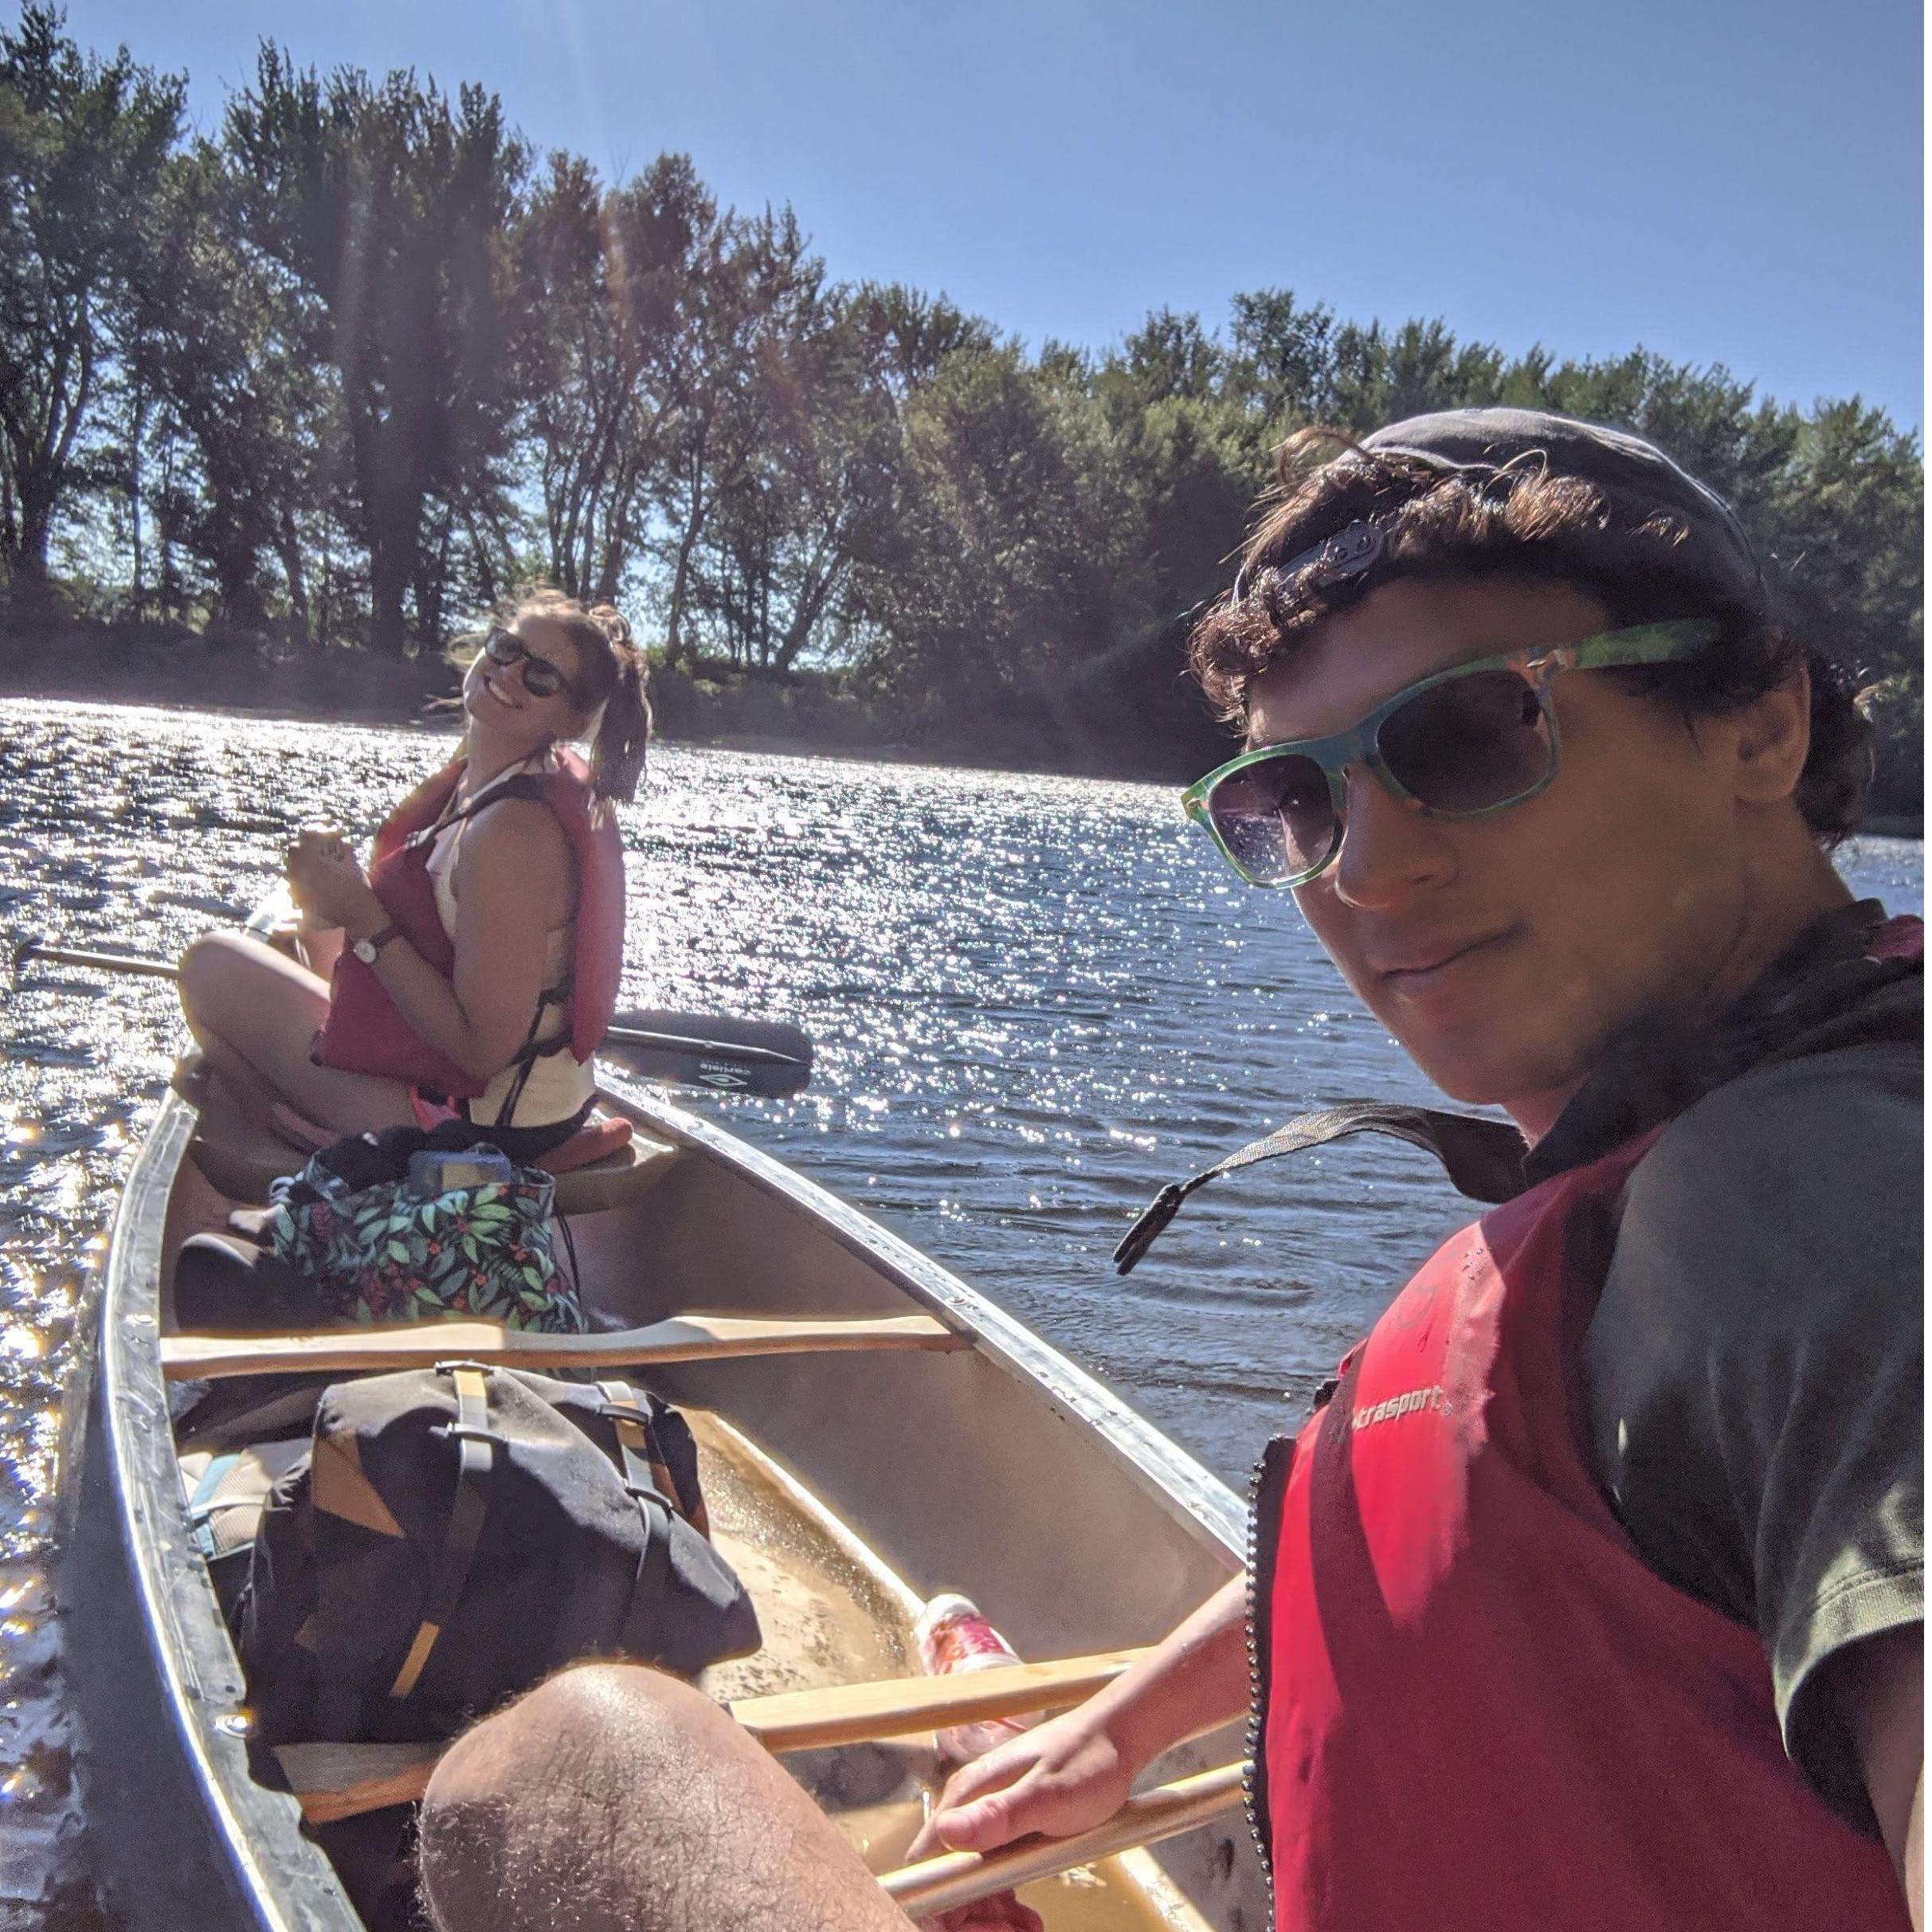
[422,754,597,1129]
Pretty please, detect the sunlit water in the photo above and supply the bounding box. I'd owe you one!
[0,697,1919,1924]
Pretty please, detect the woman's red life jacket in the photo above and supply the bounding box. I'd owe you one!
[313,750,625,1100]
[1252,916,1922,1931]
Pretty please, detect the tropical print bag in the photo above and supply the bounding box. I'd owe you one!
[264,1140,586,1333]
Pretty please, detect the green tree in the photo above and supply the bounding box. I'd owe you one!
[117,135,335,632]
[848,340,1135,735]
[225,49,527,653]
[0,4,179,604]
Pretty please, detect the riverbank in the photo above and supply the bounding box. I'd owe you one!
[0,623,1222,782]
[1,624,1921,829]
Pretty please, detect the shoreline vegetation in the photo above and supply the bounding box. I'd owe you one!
[0,9,1922,817]
[2,624,1922,839]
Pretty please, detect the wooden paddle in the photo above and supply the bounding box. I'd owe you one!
[161,1311,965,1381]
[880,1760,1247,1918]
[276,1646,1154,1825]
[8,936,813,1097]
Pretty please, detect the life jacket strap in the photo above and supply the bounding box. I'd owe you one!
[1111,1102,1530,1276]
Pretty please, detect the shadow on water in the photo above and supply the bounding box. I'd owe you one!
[0,696,1918,1924]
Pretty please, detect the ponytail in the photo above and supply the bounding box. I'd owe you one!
[586,607,651,803]
[494,586,652,803]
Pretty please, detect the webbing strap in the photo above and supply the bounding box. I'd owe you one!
[185,1452,242,1563]
[390,1365,496,1701]
[597,1381,677,1664]
[1111,1100,1530,1276]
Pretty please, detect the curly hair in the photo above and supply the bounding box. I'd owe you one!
[1188,429,1871,843]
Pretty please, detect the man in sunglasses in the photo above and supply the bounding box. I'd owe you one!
[417,411,1919,1931]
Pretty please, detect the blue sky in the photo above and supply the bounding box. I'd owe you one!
[61,0,1925,433]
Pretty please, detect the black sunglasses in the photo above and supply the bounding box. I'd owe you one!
[481,627,580,705]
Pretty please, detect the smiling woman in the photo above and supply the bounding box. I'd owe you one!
[174,586,651,1166]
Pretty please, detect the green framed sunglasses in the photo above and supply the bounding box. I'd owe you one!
[1182,619,1718,888]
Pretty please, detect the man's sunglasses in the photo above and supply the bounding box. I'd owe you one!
[1182,619,1718,889]
[481,626,580,704]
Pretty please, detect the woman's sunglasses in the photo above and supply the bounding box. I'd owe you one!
[481,626,580,704]
[1182,620,1718,888]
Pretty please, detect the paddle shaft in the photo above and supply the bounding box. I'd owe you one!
[880,1761,1248,1917]
[13,939,180,981]
[12,938,810,1087]
[161,1311,963,1381]
[277,1646,1154,1825]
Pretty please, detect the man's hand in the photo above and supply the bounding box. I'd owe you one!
[915,1707,1137,1860]
[902,1575,1250,1932]
[904,1705,1135,1931]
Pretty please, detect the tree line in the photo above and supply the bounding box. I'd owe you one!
[0,6,1921,801]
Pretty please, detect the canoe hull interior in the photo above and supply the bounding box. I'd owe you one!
[65,1081,1271,1930]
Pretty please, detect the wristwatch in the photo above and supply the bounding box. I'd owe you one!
[351,923,402,966]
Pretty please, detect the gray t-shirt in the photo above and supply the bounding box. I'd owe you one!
[1584,1041,1922,1827]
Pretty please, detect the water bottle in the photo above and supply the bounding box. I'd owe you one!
[913,1591,1037,1764]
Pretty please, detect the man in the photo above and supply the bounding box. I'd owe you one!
[417,410,1922,1930]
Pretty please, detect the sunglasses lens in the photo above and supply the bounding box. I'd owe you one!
[1379,668,1552,813]
[484,628,516,664]
[1205,753,1336,885]
[521,660,563,699]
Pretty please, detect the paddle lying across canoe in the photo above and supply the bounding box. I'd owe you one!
[66,1055,1262,1928]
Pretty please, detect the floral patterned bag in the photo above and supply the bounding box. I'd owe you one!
[264,1146,586,1334]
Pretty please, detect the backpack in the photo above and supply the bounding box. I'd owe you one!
[234,1364,760,1744]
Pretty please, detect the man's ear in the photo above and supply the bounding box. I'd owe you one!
[1727,661,1813,805]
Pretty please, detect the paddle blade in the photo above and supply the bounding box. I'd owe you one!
[602,1011,813,1097]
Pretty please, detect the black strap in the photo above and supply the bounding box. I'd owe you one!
[390,1364,496,1701]
[403,770,554,853]
[1112,1101,1530,1276]
[598,1381,677,1664]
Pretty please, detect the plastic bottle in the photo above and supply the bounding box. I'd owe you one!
[913,1591,1037,1764]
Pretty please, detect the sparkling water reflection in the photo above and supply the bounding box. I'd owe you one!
[0,697,1919,1924]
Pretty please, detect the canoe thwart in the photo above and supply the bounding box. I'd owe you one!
[161,1311,966,1381]
[727,1644,1150,1752]
[275,1645,1152,1825]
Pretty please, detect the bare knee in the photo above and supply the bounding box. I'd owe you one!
[417,1664,711,1932]
[417,1664,899,1932]
[178,931,258,1039]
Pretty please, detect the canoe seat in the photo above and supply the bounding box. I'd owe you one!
[551,1134,682,1214]
[189,1115,681,1216]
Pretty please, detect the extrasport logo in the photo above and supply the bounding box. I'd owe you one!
[1350,1384,1446,1430]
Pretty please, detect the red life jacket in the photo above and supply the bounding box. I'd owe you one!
[313,750,625,1102]
[1252,915,1922,1930]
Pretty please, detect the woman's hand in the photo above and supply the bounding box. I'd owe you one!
[903,1706,1138,1930]
[284,827,382,936]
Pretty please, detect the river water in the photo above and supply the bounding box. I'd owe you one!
[0,697,1919,1924]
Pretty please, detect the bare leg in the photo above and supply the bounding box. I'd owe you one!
[178,932,417,1138]
[417,1664,908,1932]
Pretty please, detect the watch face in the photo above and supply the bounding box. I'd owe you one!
[353,937,377,964]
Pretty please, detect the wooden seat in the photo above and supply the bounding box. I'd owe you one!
[551,1134,681,1214]
[186,1115,680,1215]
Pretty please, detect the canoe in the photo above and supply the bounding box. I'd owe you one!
[62,1056,1266,1926]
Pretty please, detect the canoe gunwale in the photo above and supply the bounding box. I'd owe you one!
[95,1087,360,1929]
[598,1076,1248,1560]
